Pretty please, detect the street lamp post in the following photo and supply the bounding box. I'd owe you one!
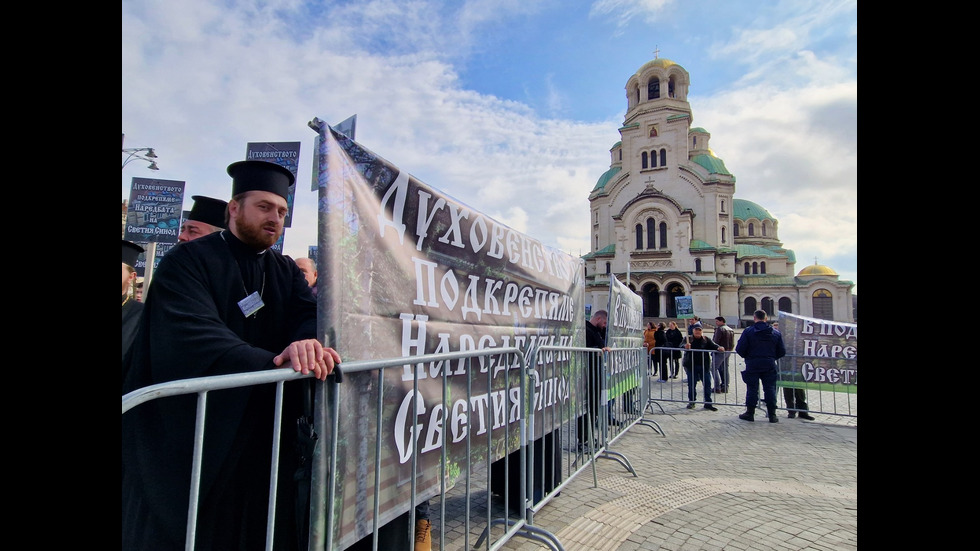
[122,134,162,286]
[122,147,159,171]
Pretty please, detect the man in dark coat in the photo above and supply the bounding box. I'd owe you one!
[121,160,342,551]
[577,309,608,448]
[735,309,786,423]
[683,323,723,411]
[122,240,144,371]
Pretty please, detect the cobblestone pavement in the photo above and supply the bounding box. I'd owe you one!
[432,398,857,551]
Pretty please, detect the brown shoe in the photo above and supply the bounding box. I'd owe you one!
[415,519,432,551]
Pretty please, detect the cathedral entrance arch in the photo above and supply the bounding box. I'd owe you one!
[641,282,660,317]
[666,283,685,318]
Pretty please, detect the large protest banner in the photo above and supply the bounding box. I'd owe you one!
[311,121,586,547]
[777,312,857,393]
[605,276,643,400]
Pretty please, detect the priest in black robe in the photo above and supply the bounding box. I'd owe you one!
[122,240,144,376]
[122,160,342,551]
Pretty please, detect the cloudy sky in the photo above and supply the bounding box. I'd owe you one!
[122,0,857,294]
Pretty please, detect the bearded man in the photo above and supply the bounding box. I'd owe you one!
[122,160,341,551]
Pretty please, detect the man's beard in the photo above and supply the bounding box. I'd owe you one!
[234,210,281,250]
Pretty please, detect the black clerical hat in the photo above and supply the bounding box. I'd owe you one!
[227,160,294,200]
[188,195,228,229]
[122,239,144,268]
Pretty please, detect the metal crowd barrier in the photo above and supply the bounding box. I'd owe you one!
[644,347,858,420]
[120,344,673,551]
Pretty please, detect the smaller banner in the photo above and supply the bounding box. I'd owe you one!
[605,276,643,399]
[245,142,301,227]
[124,178,185,243]
[134,242,176,277]
[674,296,693,319]
[777,312,857,394]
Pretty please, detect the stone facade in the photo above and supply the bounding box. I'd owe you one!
[583,58,853,327]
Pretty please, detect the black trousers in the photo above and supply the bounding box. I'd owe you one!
[783,387,809,411]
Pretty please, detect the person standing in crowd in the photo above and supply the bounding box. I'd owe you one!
[294,257,318,297]
[643,321,658,378]
[711,316,735,394]
[122,160,342,551]
[683,323,723,411]
[177,194,228,243]
[686,315,701,335]
[735,309,785,423]
[784,385,815,420]
[653,322,668,382]
[665,321,683,378]
[578,310,609,449]
[135,279,145,302]
[122,240,144,369]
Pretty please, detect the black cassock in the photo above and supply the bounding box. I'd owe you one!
[121,293,143,383]
[122,230,317,551]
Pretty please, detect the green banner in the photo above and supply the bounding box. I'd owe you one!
[777,312,857,394]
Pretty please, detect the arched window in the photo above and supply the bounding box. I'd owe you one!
[594,235,598,250]
[721,227,726,244]
[744,263,750,275]
[752,262,758,274]
[734,223,740,237]
[778,297,792,313]
[648,79,660,100]
[660,148,666,166]
[760,261,766,274]
[748,223,755,236]
[641,151,648,169]
[659,222,667,248]
[693,136,697,148]
[635,224,643,249]
[646,219,656,249]
[762,223,767,237]
[605,262,611,274]
[695,258,702,272]
[812,289,833,320]
[721,200,726,212]
[744,297,757,315]
[619,149,622,161]
[650,150,657,168]
[761,297,774,316]
[668,77,675,98]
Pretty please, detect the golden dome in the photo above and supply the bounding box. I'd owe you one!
[797,263,838,277]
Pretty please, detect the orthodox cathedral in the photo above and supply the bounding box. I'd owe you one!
[582,57,854,326]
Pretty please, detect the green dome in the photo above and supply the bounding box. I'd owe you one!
[733,199,775,222]
[691,153,731,176]
[591,166,621,192]
[735,244,783,258]
[690,127,709,134]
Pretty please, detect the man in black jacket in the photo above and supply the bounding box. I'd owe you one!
[683,323,723,411]
[735,310,785,423]
[577,310,609,448]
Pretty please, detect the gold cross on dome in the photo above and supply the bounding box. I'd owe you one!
[653,46,660,59]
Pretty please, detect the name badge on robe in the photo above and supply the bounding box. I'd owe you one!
[239,291,265,318]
